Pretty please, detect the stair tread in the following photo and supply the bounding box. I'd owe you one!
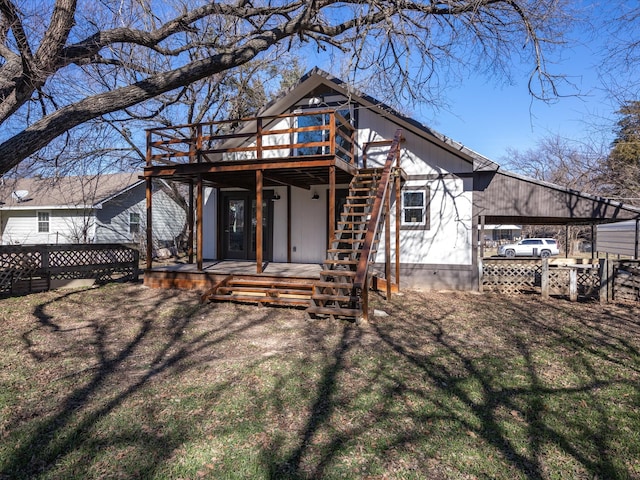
[218,286,313,295]
[306,305,362,317]
[321,269,357,277]
[311,294,358,302]
[228,279,314,288]
[323,259,358,265]
[206,294,310,306]
[315,281,354,289]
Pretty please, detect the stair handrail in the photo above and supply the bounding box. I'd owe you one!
[353,129,403,291]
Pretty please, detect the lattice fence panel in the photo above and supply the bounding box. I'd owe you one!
[614,261,640,303]
[482,261,541,295]
[0,244,138,295]
[47,246,138,282]
[577,268,601,298]
[549,269,569,296]
[0,249,44,294]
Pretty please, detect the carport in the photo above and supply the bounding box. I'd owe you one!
[473,168,640,258]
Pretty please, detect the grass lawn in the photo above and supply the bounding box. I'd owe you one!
[1,283,639,479]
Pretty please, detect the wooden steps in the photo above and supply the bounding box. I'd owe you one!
[202,275,315,307]
[307,168,386,321]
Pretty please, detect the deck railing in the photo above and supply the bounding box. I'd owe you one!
[146,110,355,167]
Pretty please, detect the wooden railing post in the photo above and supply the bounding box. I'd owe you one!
[599,258,611,304]
[256,118,263,159]
[541,258,549,299]
[146,130,152,167]
[329,112,336,156]
[196,124,203,163]
[569,267,578,302]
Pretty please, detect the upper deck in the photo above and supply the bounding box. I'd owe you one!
[144,109,358,188]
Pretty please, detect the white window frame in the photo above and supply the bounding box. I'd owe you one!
[37,211,50,234]
[129,212,141,234]
[401,188,429,230]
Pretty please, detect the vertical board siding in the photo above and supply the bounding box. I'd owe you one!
[290,186,327,263]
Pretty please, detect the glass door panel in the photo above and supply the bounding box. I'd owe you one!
[225,198,245,258]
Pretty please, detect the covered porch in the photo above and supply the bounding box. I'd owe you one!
[142,110,404,320]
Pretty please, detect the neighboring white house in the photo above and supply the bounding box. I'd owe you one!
[0,173,186,250]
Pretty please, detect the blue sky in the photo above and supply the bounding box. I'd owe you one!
[310,2,631,165]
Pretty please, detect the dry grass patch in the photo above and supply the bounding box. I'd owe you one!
[1,284,639,479]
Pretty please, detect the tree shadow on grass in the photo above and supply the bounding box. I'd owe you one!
[259,292,640,479]
[0,284,286,479]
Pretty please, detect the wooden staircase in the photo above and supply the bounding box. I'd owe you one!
[201,129,403,322]
[306,169,384,320]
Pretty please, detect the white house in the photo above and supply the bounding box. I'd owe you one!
[0,173,185,250]
[143,69,640,318]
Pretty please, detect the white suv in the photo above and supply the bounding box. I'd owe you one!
[497,238,559,258]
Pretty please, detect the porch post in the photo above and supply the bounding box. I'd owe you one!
[256,170,264,274]
[385,181,392,300]
[479,215,485,259]
[287,185,292,263]
[196,174,203,271]
[565,224,569,258]
[188,179,194,264]
[145,177,153,270]
[395,170,401,289]
[635,219,639,259]
[329,165,336,247]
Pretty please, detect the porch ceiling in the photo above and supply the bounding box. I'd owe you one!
[144,155,357,190]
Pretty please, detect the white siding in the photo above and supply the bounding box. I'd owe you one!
[1,209,95,245]
[272,187,288,262]
[202,187,217,259]
[290,187,326,263]
[357,108,474,266]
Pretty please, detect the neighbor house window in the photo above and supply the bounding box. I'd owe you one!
[37,212,50,233]
[401,188,429,230]
[129,212,140,234]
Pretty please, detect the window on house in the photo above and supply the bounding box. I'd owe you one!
[129,212,141,234]
[37,212,50,233]
[401,188,429,230]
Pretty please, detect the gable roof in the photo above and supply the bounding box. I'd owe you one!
[259,67,499,172]
[0,173,143,210]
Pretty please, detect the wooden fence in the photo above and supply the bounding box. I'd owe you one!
[0,244,139,296]
[481,258,640,304]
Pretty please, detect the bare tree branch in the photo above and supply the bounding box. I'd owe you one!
[0,0,571,174]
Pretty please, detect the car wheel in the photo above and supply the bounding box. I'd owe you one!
[540,250,550,258]
[505,249,516,258]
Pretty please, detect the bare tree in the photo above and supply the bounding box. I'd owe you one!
[0,0,573,175]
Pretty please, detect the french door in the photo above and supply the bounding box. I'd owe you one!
[221,192,273,260]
